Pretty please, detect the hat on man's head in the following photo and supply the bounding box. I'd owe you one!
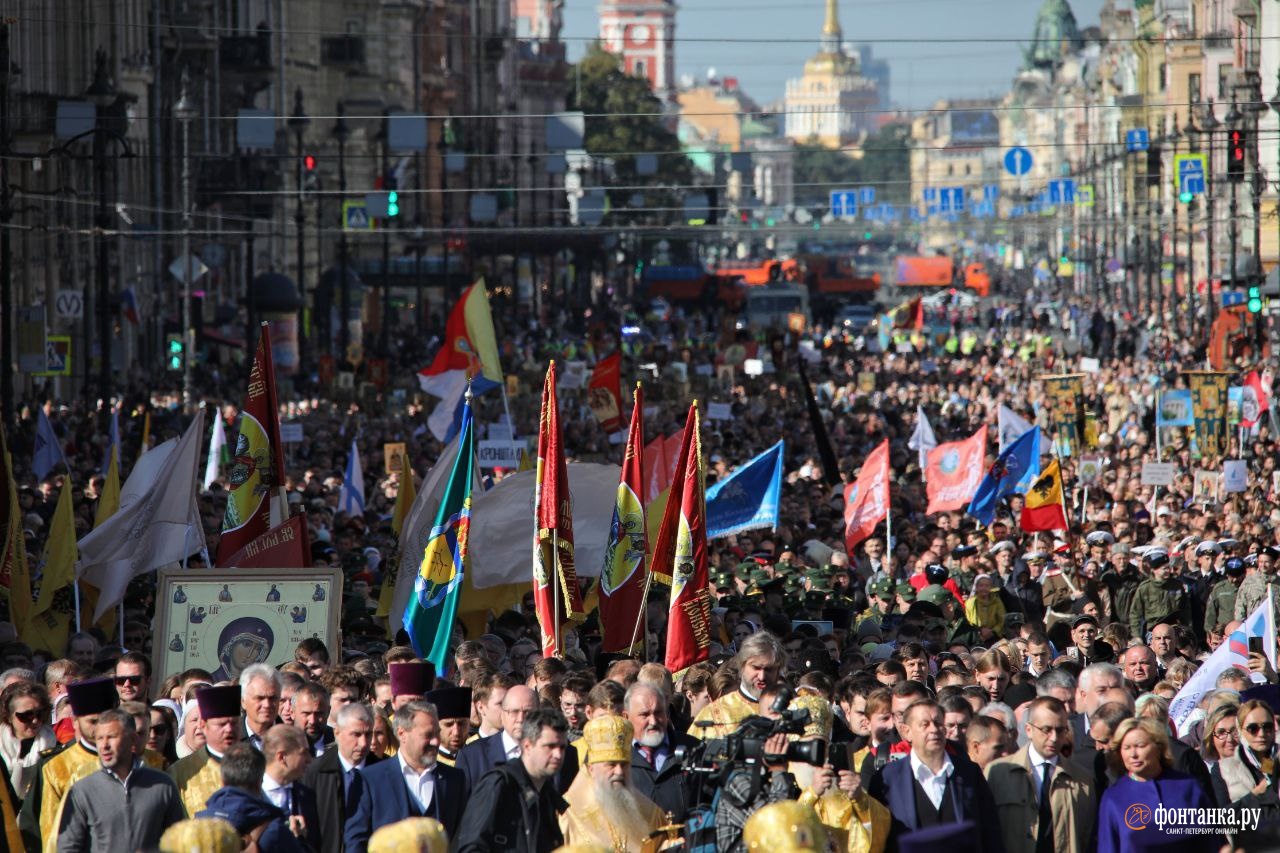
[895,582,916,601]
[742,801,829,852]
[1086,531,1115,547]
[195,685,242,721]
[951,544,977,559]
[582,714,634,764]
[1225,557,1247,576]
[989,541,1016,555]
[67,677,119,717]
[868,578,894,597]
[389,661,435,697]
[368,818,449,853]
[918,585,953,608]
[159,819,240,853]
[788,693,833,741]
[425,687,472,720]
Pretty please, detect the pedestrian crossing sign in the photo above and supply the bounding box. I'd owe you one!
[343,200,375,231]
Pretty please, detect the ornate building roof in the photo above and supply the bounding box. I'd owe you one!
[1023,0,1084,71]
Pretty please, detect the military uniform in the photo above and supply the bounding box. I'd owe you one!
[1233,572,1280,623]
[169,747,225,817]
[1128,577,1192,636]
[1205,578,1241,633]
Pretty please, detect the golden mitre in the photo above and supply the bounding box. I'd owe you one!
[553,846,613,853]
[369,817,449,853]
[583,713,635,764]
[159,818,240,853]
[789,693,833,741]
[742,801,829,852]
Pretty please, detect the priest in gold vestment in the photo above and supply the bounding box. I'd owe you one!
[560,715,666,852]
[688,632,784,739]
[169,684,243,816]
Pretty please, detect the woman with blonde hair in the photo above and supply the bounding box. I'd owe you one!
[1198,702,1239,770]
[1211,698,1280,823]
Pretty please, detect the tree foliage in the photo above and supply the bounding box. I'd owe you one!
[793,123,912,205]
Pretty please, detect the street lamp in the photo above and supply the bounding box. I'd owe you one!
[1226,100,1242,303]
[331,104,350,360]
[85,48,118,403]
[172,72,197,413]
[1184,113,1202,338]
[286,87,309,363]
[1201,100,1222,325]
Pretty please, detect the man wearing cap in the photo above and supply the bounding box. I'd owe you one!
[559,715,666,850]
[1128,549,1192,637]
[1063,615,1110,667]
[1234,546,1280,624]
[170,684,243,816]
[304,702,382,853]
[389,661,435,711]
[857,579,895,629]
[426,687,472,766]
[1205,557,1247,637]
[21,676,119,853]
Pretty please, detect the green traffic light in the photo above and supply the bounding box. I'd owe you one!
[1179,191,1193,204]
[387,191,399,217]
[863,232,872,240]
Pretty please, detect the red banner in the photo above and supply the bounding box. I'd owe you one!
[600,386,649,654]
[220,514,311,569]
[843,439,890,552]
[925,426,987,515]
[587,353,624,433]
[533,362,584,656]
[216,326,286,565]
[657,404,711,673]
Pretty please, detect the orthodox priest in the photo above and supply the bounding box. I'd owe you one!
[560,715,666,852]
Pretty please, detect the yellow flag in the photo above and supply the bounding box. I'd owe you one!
[24,480,75,653]
[140,410,151,455]
[378,454,418,619]
[517,447,534,473]
[0,426,32,637]
[95,446,120,528]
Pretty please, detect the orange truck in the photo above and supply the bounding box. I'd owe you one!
[713,258,801,286]
[798,253,881,298]
[641,265,746,309]
[893,256,990,297]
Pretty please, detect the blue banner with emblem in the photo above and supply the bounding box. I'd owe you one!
[706,441,784,539]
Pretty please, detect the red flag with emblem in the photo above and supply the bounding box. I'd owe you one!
[843,439,890,552]
[587,353,625,433]
[925,426,988,514]
[600,385,649,654]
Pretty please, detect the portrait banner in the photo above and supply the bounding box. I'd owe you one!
[1041,374,1085,457]
[152,567,342,689]
[1185,371,1231,460]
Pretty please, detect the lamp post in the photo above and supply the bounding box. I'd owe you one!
[287,87,309,365]
[1184,112,1201,340]
[1269,72,1280,319]
[1226,100,1242,303]
[332,104,350,360]
[172,72,198,413]
[1202,99,1221,327]
[85,49,118,403]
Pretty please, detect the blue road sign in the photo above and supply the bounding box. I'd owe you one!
[1176,154,1207,196]
[342,200,373,231]
[829,189,858,218]
[1004,147,1034,176]
[1011,205,1026,217]
[1126,129,1150,152]
[939,187,966,213]
[878,203,897,221]
[922,187,938,203]
[909,209,924,222]
[983,184,999,201]
[858,186,876,205]
[1222,290,1246,308]
[1048,179,1076,205]
[927,204,940,216]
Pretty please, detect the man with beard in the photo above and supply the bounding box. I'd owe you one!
[688,631,783,739]
[170,685,243,817]
[623,682,696,822]
[425,686,472,766]
[559,715,665,851]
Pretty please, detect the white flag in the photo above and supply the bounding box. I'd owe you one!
[998,404,1036,453]
[907,405,937,475]
[77,409,205,621]
[203,410,227,492]
[337,438,365,516]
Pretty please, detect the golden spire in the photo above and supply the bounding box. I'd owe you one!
[821,0,842,51]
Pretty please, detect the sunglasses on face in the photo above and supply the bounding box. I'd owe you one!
[13,709,45,725]
[1244,723,1276,736]
[114,675,144,686]
[150,723,171,736]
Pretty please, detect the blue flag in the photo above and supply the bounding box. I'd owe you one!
[33,409,67,480]
[101,409,120,477]
[403,397,476,674]
[967,426,1041,527]
[707,440,784,539]
[337,438,365,516]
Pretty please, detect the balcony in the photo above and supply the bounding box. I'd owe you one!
[321,36,366,67]
[1202,30,1233,50]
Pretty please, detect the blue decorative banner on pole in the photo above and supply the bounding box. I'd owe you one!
[706,440,785,539]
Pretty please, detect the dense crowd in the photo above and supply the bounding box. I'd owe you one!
[2,281,1280,852]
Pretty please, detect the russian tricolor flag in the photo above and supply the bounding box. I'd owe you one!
[418,280,502,442]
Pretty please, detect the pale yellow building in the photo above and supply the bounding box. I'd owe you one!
[782,0,878,149]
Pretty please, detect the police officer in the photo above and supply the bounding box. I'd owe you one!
[1204,557,1247,639]
[1128,548,1193,638]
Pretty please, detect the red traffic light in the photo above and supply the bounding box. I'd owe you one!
[303,154,317,171]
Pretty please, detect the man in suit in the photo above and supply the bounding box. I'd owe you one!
[303,702,383,853]
[456,684,579,794]
[869,698,1004,852]
[623,681,696,822]
[343,699,467,852]
[292,682,335,758]
[259,724,321,848]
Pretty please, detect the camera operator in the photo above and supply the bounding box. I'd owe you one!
[712,686,802,853]
[690,633,784,740]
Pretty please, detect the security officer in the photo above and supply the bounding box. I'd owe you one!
[1233,546,1280,623]
[1128,548,1193,638]
[1204,557,1247,637]
[857,578,896,628]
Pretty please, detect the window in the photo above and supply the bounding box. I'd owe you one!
[634,60,646,78]
[1219,65,1230,98]
[1189,73,1201,105]
[1159,63,1168,91]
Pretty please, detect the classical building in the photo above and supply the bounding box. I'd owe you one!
[782,0,879,148]
[598,0,677,103]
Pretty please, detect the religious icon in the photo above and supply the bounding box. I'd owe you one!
[219,584,233,602]
[173,585,187,604]
[266,584,281,602]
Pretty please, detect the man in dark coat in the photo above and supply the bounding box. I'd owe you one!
[622,682,697,822]
[454,709,569,853]
[302,702,383,853]
[344,700,467,852]
[196,742,308,853]
[456,685,578,794]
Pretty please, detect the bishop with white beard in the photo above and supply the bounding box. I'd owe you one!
[560,715,667,852]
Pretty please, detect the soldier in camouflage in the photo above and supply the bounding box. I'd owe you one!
[1204,557,1246,636]
[1233,547,1280,623]
[1128,548,1193,638]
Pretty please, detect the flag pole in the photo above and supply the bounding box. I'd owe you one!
[73,582,81,632]
[552,531,561,658]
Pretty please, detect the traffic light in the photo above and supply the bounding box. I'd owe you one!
[1178,190,1194,204]
[1146,146,1162,187]
[386,190,399,217]
[1228,129,1247,183]
[166,334,184,371]
[1248,284,1262,313]
[302,154,318,195]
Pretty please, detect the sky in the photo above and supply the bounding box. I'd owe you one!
[562,0,1109,110]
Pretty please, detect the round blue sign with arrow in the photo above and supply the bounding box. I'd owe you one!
[1004,147,1033,176]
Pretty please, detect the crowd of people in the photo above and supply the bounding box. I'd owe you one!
[1,278,1280,852]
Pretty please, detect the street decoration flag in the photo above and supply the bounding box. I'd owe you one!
[417,279,503,442]
[908,405,937,476]
[26,478,77,651]
[1020,458,1069,532]
[95,446,121,529]
[337,438,366,516]
[653,403,712,673]
[843,439,890,552]
[1171,589,1276,732]
[587,353,625,433]
[392,452,417,537]
[706,440,784,539]
[403,394,478,673]
[78,409,205,621]
[600,385,649,654]
[967,426,1042,527]
[925,426,987,515]
[1241,370,1270,429]
[997,404,1035,453]
[203,409,228,491]
[216,325,286,565]
[33,408,66,480]
[0,424,32,636]
[532,362,584,656]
